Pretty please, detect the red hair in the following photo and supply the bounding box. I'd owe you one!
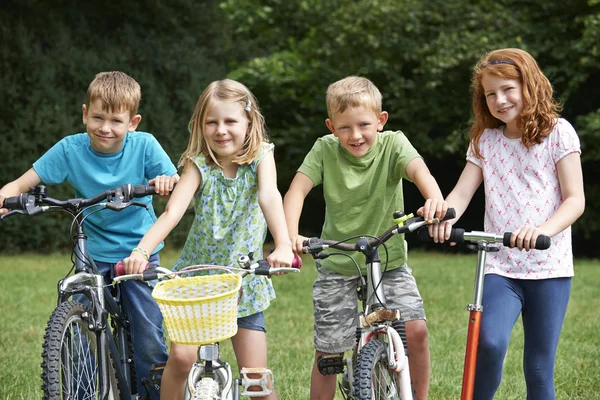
[469,48,561,158]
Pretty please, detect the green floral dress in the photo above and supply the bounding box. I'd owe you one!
[172,143,276,317]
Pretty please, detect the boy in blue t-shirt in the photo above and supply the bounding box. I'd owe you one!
[0,71,179,399]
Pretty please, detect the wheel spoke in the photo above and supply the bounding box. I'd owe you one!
[42,301,120,400]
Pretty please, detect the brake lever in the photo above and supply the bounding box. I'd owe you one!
[105,200,149,212]
[268,267,300,274]
[0,209,26,221]
[131,201,149,209]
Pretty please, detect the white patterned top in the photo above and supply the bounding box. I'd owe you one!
[172,143,276,317]
[467,118,581,279]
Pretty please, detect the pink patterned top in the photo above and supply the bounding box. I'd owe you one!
[467,118,581,279]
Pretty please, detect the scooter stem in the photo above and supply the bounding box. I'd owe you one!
[461,243,492,400]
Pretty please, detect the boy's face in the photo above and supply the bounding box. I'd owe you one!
[82,99,141,154]
[326,106,388,158]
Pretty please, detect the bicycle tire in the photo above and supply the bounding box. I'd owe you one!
[353,339,402,400]
[192,377,221,400]
[111,317,138,396]
[41,301,120,399]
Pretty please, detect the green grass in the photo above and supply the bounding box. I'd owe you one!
[1,250,598,399]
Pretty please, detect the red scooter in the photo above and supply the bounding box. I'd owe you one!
[419,228,551,399]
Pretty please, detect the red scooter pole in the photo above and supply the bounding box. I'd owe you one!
[460,240,498,399]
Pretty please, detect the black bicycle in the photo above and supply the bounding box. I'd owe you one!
[1,184,162,400]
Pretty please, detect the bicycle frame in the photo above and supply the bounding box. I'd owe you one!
[57,213,137,399]
[349,236,413,400]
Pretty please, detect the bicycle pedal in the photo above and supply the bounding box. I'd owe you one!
[317,353,345,375]
[240,367,273,397]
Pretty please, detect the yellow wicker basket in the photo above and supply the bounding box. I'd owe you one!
[152,273,242,345]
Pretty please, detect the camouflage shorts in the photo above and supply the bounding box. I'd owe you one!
[313,260,426,354]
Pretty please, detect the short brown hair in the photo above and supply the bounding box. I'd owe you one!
[326,76,382,119]
[86,71,142,117]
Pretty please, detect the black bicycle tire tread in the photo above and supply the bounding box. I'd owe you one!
[353,339,399,400]
[41,300,121,399]
[111,317,137,397]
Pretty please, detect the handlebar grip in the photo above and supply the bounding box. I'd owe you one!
[114,261,151,277]
[3,194,26,210]
[292,254,302,269]
[114,261,125,277]
[132,185,156,198]
[416,227,465,244]
[443,208,456,221]
[502,232,551,250]
[448,228,465,244]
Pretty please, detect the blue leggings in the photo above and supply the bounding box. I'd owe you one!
[473,274,571,400]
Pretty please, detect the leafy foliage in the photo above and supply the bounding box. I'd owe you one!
[0,0,230,251]
[1,0,599,255]
[224,0,600,254]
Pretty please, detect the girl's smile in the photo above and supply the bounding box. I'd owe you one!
[481,73,524,137]
[203,100,249,164]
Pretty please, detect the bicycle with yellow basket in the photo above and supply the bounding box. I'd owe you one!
[114,253,301,400]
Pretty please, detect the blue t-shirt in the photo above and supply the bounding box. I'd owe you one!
[33,132,177,262]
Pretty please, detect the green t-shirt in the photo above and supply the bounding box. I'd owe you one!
[298,130,420,275]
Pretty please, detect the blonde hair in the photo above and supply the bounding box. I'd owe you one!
[469,48,561,158]
[326,76,382,119]
[86,71,141,117]
[179,79,268,168]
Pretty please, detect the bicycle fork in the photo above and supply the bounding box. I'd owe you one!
[59,271,134,399]
[186,344,274,399]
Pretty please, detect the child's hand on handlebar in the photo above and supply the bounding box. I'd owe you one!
[418,198,449,224]
[149,174,179,197]
[417,200,457,244]
[0,193,8,215]
[267,243,295,269]
[290,234,309,255]
[510,224,548,252]
[428,220,456,245]
[121,251,150,275]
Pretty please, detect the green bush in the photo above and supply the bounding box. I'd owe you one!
[0,1,229,252]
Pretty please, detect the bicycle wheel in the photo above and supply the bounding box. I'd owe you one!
[41,301,120,399]
[191,377,221,400]
[353,339,402,400]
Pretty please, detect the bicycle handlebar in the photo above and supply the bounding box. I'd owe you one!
[301,208,456,256]
[113,254,302,283]
[416,227,551,250]
[1,184,160,220]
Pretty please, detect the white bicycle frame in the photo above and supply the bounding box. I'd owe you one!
[184,343,274,400]
[355,257,413,400]
[116,259,298,400]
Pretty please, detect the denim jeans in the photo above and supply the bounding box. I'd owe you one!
[74,253,168,400]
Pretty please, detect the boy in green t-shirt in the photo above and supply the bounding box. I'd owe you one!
[283,76,444,400]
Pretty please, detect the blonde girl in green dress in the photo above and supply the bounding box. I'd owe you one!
[123,79,294,400]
